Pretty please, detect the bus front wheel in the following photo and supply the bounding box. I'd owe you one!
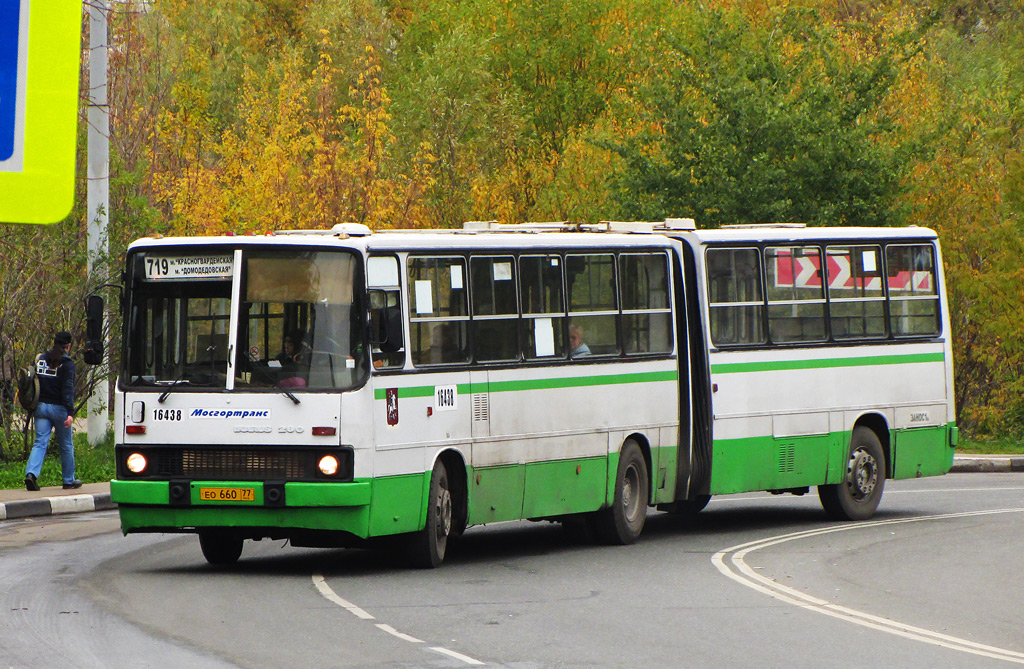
[818,426,886,521]
[592,440,649,545]
[409,460,453,568]
[199,532,243,565]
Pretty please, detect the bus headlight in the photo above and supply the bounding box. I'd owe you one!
[126,452,148,474]
[318,455,339,476]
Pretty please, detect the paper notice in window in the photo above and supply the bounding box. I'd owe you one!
[450,265,464,290]
[494,262,512,281]
[415,280,434,314]
[862,250,877,273]
[534,318,555,357]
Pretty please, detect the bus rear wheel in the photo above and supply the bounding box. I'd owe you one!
[818,426,886,521]
[409,460,453,568]
[592,440,649,545]
[199,532,243,565]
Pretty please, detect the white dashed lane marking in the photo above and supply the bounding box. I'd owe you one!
[312,572,486,665]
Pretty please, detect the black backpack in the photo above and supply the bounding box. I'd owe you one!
[15,355,42,412]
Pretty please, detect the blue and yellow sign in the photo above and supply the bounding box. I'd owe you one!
[0,1,81,224]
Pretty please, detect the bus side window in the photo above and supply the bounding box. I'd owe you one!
[619,253,673,354]
[368,255,406,370]
[520,255,566,359]
[470,256,519,362]
[764,246,826,343]
[706,248,766,346]
[566,253,619,357]
[827,245,886,340]
[408,256,470,366]
[886,244,940,337]
[369,289,405,368]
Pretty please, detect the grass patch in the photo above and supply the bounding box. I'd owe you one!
[958,437,1024,455]
[0,430,115,489]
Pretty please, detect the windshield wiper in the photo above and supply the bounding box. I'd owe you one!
[245,353,301,404]
[158,374,191,403]
[159,343,221,403]
[273,381,301,405]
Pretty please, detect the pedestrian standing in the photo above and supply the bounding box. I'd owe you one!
[24,331,82,491]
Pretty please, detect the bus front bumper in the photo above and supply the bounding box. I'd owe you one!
[110,479,372,538]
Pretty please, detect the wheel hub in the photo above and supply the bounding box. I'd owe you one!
[436,487,452,538]
[846,448,877,500]
[623,464,640,520]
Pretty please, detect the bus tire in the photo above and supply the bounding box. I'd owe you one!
[409,460,453,568]
[592,440,649,545]
[199,532,243,565]
[818,426,886,521]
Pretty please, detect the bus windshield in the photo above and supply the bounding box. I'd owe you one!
[123,247,367,392]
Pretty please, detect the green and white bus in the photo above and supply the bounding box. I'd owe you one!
[107,219,956,566]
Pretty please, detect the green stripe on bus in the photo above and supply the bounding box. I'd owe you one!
[710,352,944,375]
[373,370,677,400]
[487,370,677,393]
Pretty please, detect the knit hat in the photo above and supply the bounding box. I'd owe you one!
[54,331,72,346]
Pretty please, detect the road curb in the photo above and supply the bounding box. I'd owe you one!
[0,493,115,521]
[949,457,1024,473]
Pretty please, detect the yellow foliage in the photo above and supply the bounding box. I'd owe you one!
[148,33,437,233]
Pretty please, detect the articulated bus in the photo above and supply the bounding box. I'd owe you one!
[107,219,956,566]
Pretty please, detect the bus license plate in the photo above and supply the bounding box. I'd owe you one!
[199,487,255,502]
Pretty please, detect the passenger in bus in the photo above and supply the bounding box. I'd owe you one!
[569,324,591,357]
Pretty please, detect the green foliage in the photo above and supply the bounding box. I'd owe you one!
[390,22,520,226]
[609,5,922,227]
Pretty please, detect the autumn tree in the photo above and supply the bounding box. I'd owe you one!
[900,4,1024,437]
[5,0,1024,441]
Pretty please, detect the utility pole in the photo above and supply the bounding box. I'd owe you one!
[86,0,110,444]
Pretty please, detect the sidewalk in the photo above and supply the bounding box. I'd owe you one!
[1,455,1022,522]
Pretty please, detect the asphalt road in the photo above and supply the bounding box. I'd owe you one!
[2,473,1023,668]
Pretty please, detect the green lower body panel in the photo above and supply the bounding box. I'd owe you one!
[650,444,678,505]
[710,433,834,495]
[468,455,620,524]
[522,457,607,518]
[893,424,955,479]
[117,505,371,537]
[464,448,677,523]
[709,424,955,495]
[468,464,525,524]
[367,472,429,537]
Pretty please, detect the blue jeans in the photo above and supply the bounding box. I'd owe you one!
[25,402,76,485]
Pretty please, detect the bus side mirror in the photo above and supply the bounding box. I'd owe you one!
[369,290,403,353]
[83,295,104,365]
